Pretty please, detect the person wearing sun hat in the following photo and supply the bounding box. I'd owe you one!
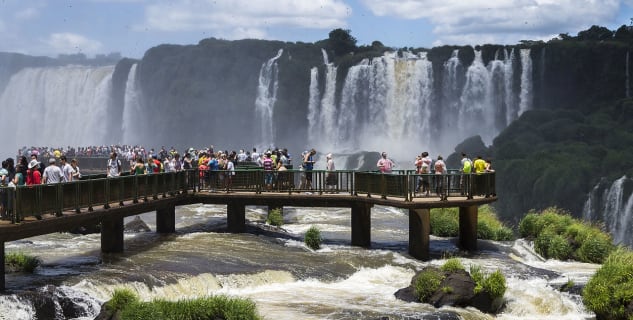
[26,159,42,185]
[43,158,64,184]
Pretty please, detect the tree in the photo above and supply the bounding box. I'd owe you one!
[327,28,357,57]
[577,25,613,41]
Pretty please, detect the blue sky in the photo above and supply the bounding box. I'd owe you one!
[1,0,633,59]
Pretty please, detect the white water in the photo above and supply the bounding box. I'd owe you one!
[255,49,284,147]
[306,49,532,160]
[121,64,144,145]
[0,204,597,320]
[582,176,633,245]
[0,65,114,154]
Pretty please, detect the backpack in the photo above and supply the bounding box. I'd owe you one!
[463,159,472,174]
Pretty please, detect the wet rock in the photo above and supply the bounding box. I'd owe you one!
[125,216,151,232]
[470,291,505,314]
[16,285,96,319]
[393,286,418,302]
[427,270,475,308]
[70,224,102,235]
[421,311,462,320]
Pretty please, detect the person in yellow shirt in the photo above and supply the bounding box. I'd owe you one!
[473,156,486,174]
[53,149,61,158]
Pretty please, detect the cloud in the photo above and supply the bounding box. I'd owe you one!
[44,33,104,55]
[14,7,40,20]
[139,0,350,38]
[360,0,621,45]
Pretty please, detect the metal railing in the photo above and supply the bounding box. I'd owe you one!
[0,169,495,223]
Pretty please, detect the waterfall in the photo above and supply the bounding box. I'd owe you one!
[0,65,114,154]
[254,49,283,147]
[582,176,633,246]
[519,48,533,115]
[317,49,338,149]
[626,51,630,98]
[337,59,370,150]
[504,49,517,126]
[121,64,144,144]
[307,66,320,142]
[459,50,493,142]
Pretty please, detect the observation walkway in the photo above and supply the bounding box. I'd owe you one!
[0,169,496,290]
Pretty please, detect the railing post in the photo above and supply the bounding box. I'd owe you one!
[74,181,81,213]
[0,241,5,291]
[56,183,62,217]
[133,175,139,204]
[104,178,110,209]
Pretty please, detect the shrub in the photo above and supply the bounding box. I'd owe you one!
[304,226,322,250]
[518,212,540,238]
[266,208,283,227]
[5,252,41,273]
[495,227,515,241]
[576,232,613,263]
[478,205,514,241]
[583,248,633,320]
[430,208,459,237]
[413,268,444,302]
[441,258,465,272]
[534,227,556,258]
[477,220,495,240]
[546,234,572,260]
[469,264,485,289]
[481,270,507,299]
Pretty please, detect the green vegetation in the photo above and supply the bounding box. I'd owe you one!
[517,207,614,263]
[266,208,283,227]
[430,206,514,241]
[413,268,444,302]
[583,248,633,320]
[5,252,41,273]
[304,226,322,250]
[440,258,465,272]
[104,288,261,320]
[470,265,507,300]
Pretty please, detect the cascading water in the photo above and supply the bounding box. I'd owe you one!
[307,48,531,161]
[519,49,533,116]
[121,64,144,145]
[255,49,283,147]
[0,65,114,155]
[582,176,633,246]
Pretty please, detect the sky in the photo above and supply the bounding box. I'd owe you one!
[1,0,633,59]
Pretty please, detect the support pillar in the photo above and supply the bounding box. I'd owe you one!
[408,208,430,260]
[351,203,372,247]
[459,205,478,251]
[156,205,176,233]
[0,242,5,291]
[227,203,246,233]
[101,216,124,253]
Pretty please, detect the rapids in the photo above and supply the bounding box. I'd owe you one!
[0,204,597,320]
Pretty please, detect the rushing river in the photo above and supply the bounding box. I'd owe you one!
[0,204,598,319]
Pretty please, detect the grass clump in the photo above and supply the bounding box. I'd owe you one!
[440,258,465,272]
[470,265,506,299]
[304,226,322,250]
[583,247,633,320]
[517,206,614,263]
[266,208,283,227]
[106,289,261,320]
[413,268,444,302]
[5,252,41,273]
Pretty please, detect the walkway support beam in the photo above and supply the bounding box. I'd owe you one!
[351,203,372,247]
[227,202,246,233]
[156,205,176,233]
[409,208,430,260]
[101,216,124,253]
[459,205,478,251]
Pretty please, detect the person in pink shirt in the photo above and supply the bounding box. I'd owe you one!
[377,152,395,174]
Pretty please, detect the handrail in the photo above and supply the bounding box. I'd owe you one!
[0,170,495,223]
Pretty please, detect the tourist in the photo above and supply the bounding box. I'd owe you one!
[460,153,473,195]
[26,160,41,185]
[13,164,25,186]
[70,159,82,180]
[325,153,337,193]
[420,152,431,196]
[107,152,122,177]
[131,158,146,175]
[263,151,274,191]
[225,155,235,192]
[303,149,316,191]
[60,155,73,182]
[377,152,394,174]
[43,158,64,184]
[434,155,446,198]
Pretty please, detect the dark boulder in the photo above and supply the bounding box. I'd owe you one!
[427,270,476,308]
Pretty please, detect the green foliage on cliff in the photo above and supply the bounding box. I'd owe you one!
[430,205,514,241]
[4,251,41,273]
[494,100,633,223]
[583,247,633,320]
[304,225,322,250]
[517,207,614,263]
[413,268,444,302]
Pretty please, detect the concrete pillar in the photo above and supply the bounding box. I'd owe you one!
[459,205,478,251]
[156,205,176,234]
[101,216,125,253]
[0,242,5,291]
[408,208,430,260]
[227,203,246,233]
[351,203,371,247]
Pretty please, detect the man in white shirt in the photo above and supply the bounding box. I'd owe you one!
[60,155,74,182]
[43,158,64,184]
